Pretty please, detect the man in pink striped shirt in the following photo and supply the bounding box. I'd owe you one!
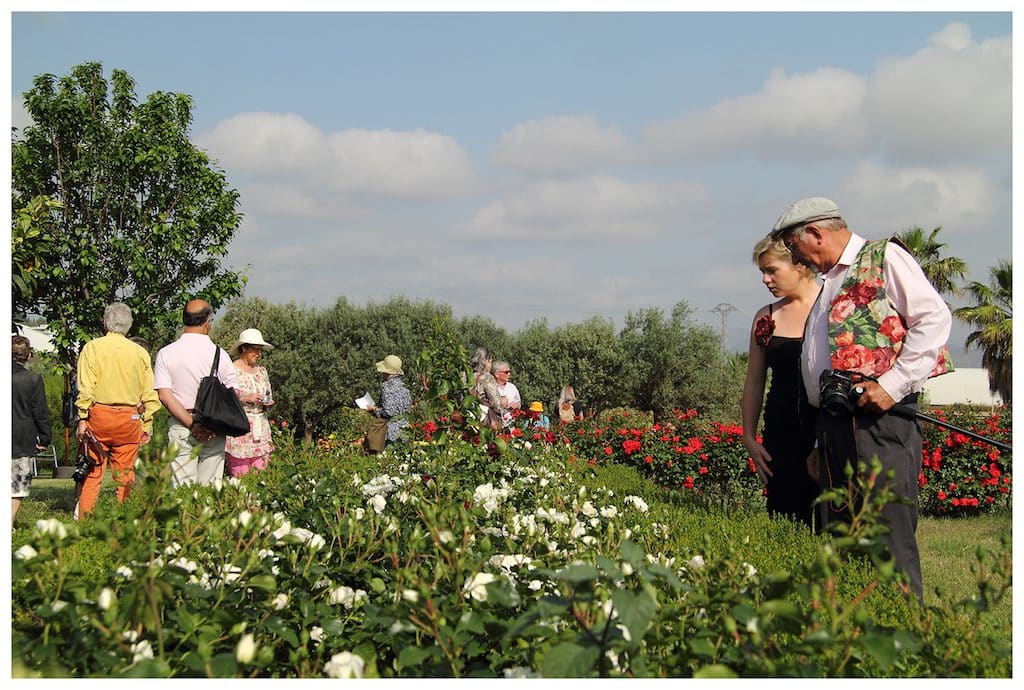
[154,299,238,487]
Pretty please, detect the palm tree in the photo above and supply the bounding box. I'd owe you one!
[895,226,968,298]
[953,261,1012,403]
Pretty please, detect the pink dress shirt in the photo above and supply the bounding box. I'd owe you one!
[801,233,952,407]
[153,333,238,410]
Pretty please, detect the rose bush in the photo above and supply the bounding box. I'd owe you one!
[10,436,1012,678]
[10,336,1011,677]
[476,402,1011,519]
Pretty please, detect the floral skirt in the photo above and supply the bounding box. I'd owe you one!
[225,452,269,478]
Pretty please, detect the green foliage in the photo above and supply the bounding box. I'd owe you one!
[216,295,749,445]
[213,295,452,442]
[11,195,62,316]
[953,261,1012,403]
[12,61,246,366]
[11,443,1010,678]
[894,226,968,299]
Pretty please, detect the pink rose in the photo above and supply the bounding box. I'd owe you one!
[829,298,857,323]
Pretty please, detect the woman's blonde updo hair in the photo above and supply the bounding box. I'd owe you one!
[751,235,815,277]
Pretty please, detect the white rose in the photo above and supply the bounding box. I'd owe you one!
[35,518,68,539]
[402,589,419,603]
[369,494,387,514]
[271,593,289,610]
[324,651,365,679]
[238,510,253,528]
[131,639,154,664]
[97,588,115,611]
[14,545,38,560]
[235,633,256,664]
[462,572,498,602]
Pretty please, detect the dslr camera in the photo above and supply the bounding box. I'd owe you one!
[818,369,869,417]
[71,429,103,483]
[71,447,94,483]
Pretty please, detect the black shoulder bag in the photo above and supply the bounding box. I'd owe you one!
[193,347,251,437]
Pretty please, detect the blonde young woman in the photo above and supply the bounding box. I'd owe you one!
[741,236,821,528]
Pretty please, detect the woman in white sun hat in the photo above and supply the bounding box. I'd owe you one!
[366,354,412,447]
[225,328,276,477]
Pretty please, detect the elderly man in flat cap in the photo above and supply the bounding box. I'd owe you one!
[769,197,953,602]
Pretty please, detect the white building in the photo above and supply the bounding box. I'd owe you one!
[14,323,56,353]
[923,367,1003,408]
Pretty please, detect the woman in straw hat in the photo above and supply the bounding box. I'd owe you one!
[225,328,276,477]
[366,354,412,447]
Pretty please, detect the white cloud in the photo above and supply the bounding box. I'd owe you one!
[323,128,476,199]
[841,161,998,237]
[450,175,707,242]
[196,112,477,203]
[641,67,869,159]
[197,112,324,173]
[491,115,637,175]
[864,22,1011,162]
[239,181,370,221]
[640,22,1009,167]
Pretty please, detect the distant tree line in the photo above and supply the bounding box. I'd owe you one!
[210,296,748,442]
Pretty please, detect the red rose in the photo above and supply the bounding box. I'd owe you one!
[850,281,878,307]
[832,344,871,371]
[754,314,775,348]
[878,315,907,343]
[869,347,896,377]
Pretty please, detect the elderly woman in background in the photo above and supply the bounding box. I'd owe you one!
[740,235,820,528]
[366,355,412,446]
[224,328,275,477]
[469,346,504,431]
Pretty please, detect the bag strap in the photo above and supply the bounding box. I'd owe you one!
[209,346,221,378]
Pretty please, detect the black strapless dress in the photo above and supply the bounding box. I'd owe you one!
[761,333,819,528]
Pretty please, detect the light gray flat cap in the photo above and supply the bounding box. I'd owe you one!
[770,197,841,238]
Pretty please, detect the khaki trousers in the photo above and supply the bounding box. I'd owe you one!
[167,421,225,488]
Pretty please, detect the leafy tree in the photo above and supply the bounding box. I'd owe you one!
[895,226,968,298]
[545,317,627,416]
[618,301,727,422]
[10,195,61,318]
[953,261,1012,403]
[504,318,561,409]
[11,61,246,367]
[455,314,511,365]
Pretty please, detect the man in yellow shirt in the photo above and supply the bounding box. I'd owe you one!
[75,302,161,517]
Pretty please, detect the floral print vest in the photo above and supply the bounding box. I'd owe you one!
[828,238,954,380]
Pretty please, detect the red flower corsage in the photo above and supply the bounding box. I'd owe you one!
[754,314,775,348]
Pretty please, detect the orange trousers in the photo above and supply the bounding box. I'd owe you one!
[77,404,143,517]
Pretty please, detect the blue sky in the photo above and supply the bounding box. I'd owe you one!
[7,4,1015,366]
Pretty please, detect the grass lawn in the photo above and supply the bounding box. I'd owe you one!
[14,476,1013,638]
